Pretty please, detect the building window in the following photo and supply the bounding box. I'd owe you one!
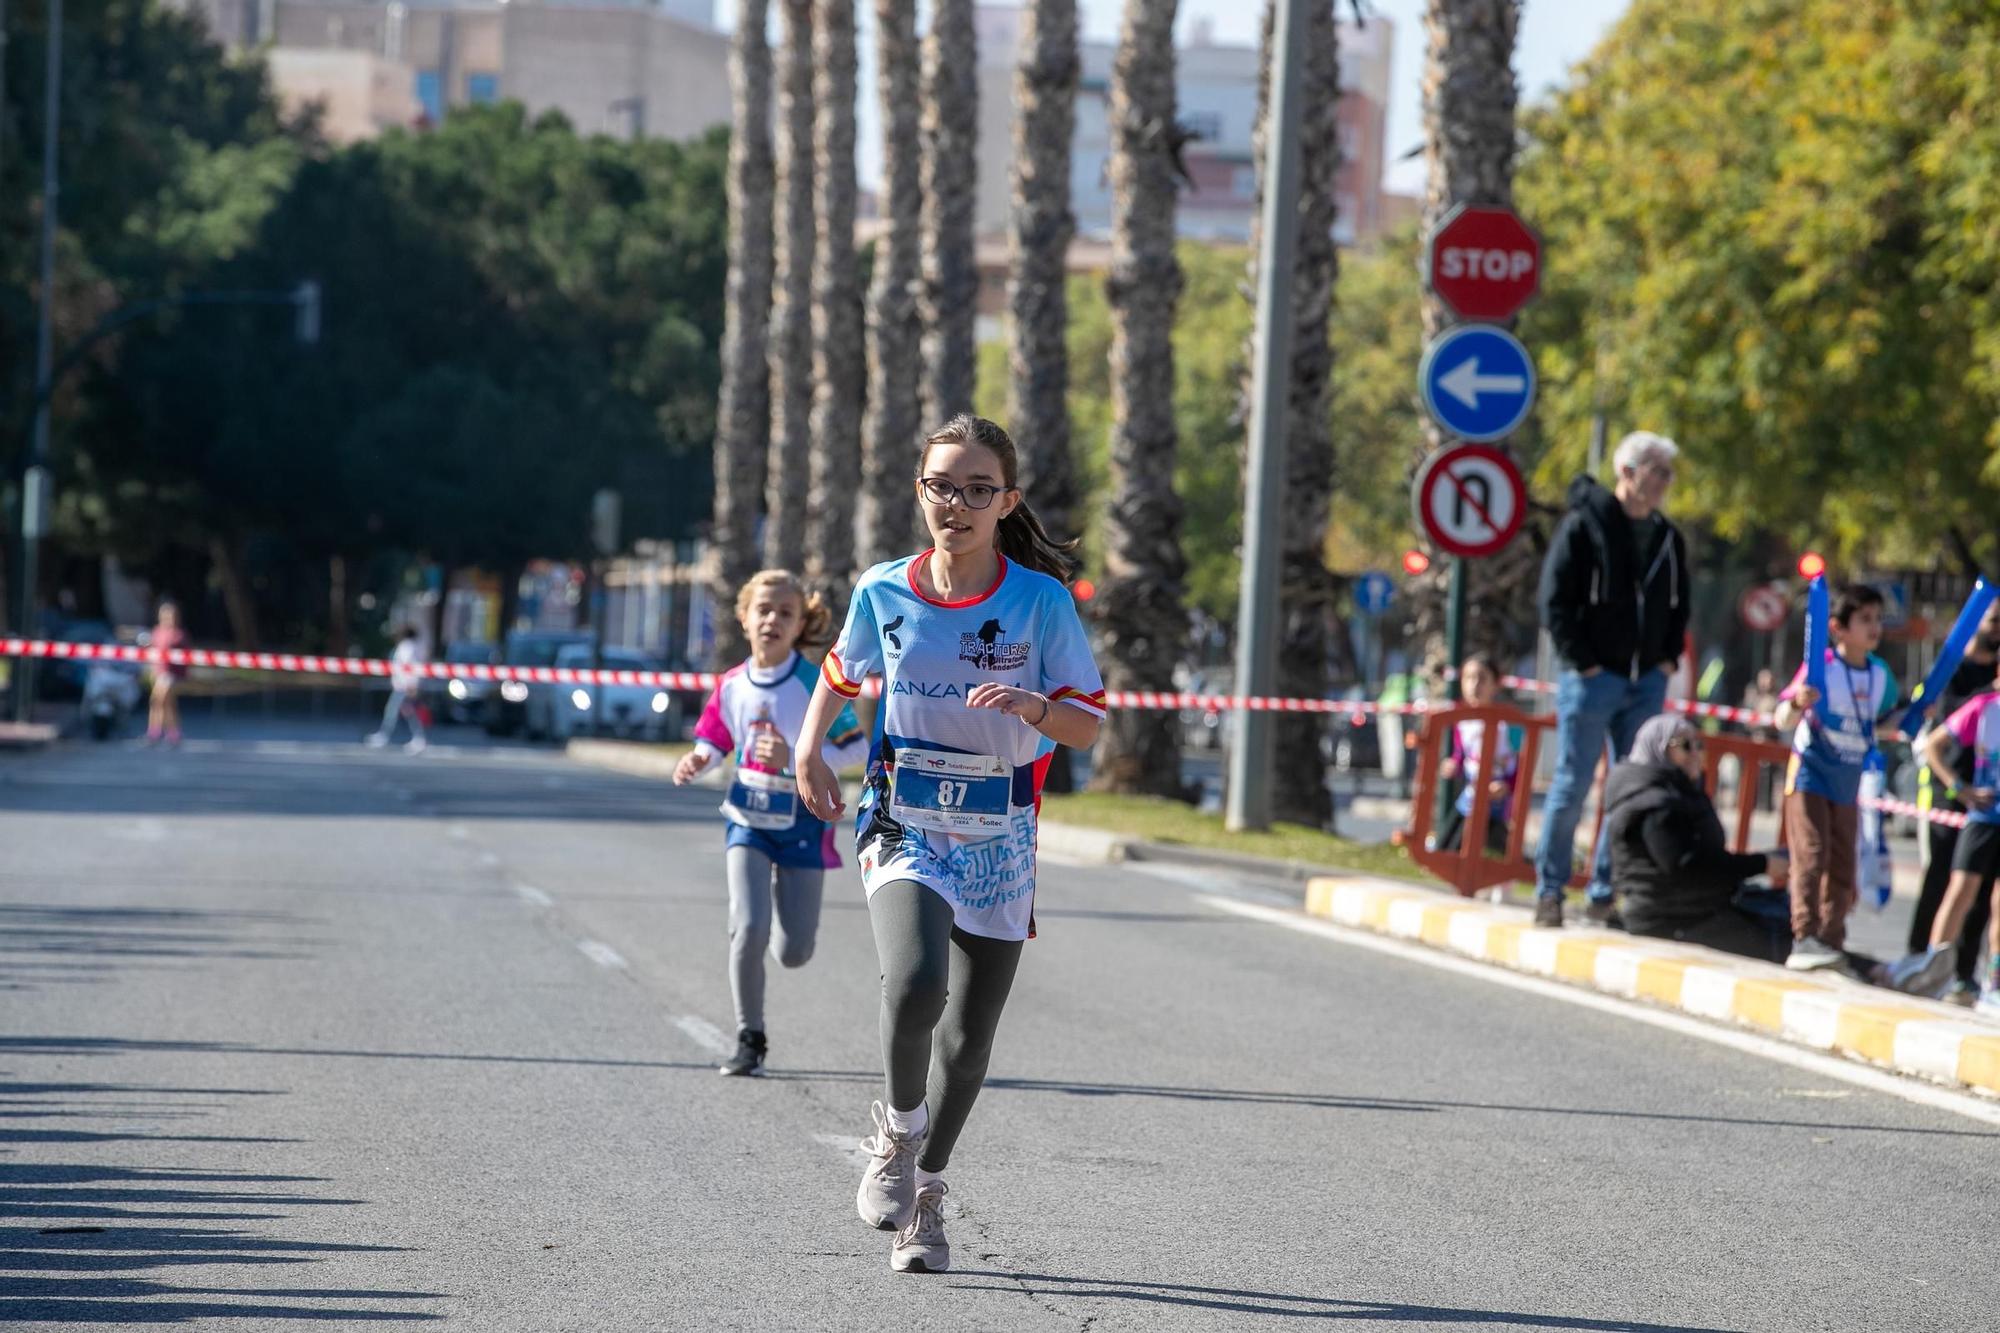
[1182,111,1222,143]
[415,69,445,124]
[467,73,500,105]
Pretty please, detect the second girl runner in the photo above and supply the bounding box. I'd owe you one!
[675,569,867,1076]
[794,414,1105,1274]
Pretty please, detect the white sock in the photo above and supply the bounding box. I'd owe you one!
[886,1101,928,1138]
[916,1165,944,1191]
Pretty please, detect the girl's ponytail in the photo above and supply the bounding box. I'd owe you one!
[997,498,1080,585]
[796,590,836,651]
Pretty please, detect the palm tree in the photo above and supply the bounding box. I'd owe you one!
[763,0,816,573]
[1007,0,1079,550]
[805,0,862,600]
[1243,0,1342,826]
[1413,0,1530,674]
[1008,0,1082,794]
[855,0,922,572]
[1089,0,1186,799]
[918,0,978,429]
[708,0,776,665]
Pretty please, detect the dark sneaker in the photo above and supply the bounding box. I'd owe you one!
[719,1029,767,1077]
[1533,896,1564,928]
[1582,898,1624,930]
[890,1181,949,1273]
[1882,944,1956,995]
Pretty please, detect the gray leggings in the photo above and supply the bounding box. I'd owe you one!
[869,880,1023,1173]
[727,845,824,1034]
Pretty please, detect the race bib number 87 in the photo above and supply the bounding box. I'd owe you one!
[892,747,1012,834]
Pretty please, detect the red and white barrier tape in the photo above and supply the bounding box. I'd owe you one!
[1500,674,1778,729]
[1863,795,1969,830]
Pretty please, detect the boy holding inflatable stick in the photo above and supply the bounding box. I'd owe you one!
[1773,581,1901,971]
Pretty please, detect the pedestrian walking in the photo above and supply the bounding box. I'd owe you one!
[143,600,188,748]
[367,626,430,754]
[794,415,1104,1275]
[673,570,868,1077]
[1773,584,1899,970]
[1907,660,2000,1013]
[1533,431,1692,927]
[1906,601,2000,1003]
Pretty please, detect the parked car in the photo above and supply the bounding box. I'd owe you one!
[1323,688,1384,773]
[41,617,118,700]
[427,640,499,725]
[486,630,593,737]
[523,644,678,743]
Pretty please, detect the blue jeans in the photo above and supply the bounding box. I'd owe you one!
[1535,667,1670,902]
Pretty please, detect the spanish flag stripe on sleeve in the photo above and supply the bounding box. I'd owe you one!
[823,650,862,698]
[1048,685,1108,717]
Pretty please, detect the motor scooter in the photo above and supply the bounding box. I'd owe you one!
[81,662,141,741]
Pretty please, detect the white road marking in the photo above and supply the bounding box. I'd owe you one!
[479,852,501,868]
[577,940,627,970]
[1193,893,2000,1129]
[674,1015,733,1056]
[448,824,470,841]
[513,884,553,907]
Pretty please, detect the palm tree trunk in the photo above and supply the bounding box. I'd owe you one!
[855,0,923,573]
[1244,0,1341,828]
[1413,0,1529,679]
[710,0,776,664]
[1007,0,1079,546]
[764,0,816,574]
[1009,0,1081,794]
[918,0,978,429]
[805,0,862,604]
[1090,0,1187,800]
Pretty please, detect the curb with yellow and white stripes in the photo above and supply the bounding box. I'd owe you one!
[1304,876,2000,1099]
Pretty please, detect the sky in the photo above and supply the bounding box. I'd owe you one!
[707,1,1634,195]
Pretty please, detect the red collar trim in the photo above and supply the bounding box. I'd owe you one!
[908,550,1008,609]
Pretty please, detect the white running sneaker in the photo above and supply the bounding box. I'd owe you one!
[890,1181,949,1274]
[1884,944,1957,997]
[1784,936,1845,971]
[364,733,389,749]
[855,1101,924,1231]
[1975,988,2000,1021]
[404,736,428,755]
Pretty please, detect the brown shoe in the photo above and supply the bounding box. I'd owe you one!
[1533,896,1564,928]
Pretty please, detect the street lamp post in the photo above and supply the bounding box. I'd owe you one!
[1225,0,1309,832]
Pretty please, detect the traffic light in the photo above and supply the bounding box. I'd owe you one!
[1797,551,1826,580]
[1401,549,1432,577]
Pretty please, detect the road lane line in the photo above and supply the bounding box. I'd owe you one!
[1194,892,2000,1128]
[514,884,553,907]
[577,940,628,970]
[674,1015,733,1056]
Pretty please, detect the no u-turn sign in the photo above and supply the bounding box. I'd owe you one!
[1413,442,1526,560]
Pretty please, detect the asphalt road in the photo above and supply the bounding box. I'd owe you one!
[2,725,1994,1330]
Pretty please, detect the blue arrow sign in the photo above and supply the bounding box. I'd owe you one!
[1355,571,1394,616]
[1419,324,1537,442]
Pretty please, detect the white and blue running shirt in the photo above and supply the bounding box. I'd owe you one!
[825,552,1106,941]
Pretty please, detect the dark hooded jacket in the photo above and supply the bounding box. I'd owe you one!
[1603,760,1769,936]
[1538,475,1691,678]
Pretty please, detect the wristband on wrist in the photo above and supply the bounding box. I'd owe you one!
[1032,694,1050,727]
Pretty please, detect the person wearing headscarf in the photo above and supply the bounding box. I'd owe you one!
[1602,714,1790,958]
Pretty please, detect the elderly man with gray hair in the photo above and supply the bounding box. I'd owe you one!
[1532,431,1691,927]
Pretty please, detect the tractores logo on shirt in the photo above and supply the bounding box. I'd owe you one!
[959,618,1032,671]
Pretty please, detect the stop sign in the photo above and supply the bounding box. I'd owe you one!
[1425,204,1542,322]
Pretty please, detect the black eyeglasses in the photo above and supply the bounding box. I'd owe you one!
[918,477,1009,510]
[1670,737,1704,753]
